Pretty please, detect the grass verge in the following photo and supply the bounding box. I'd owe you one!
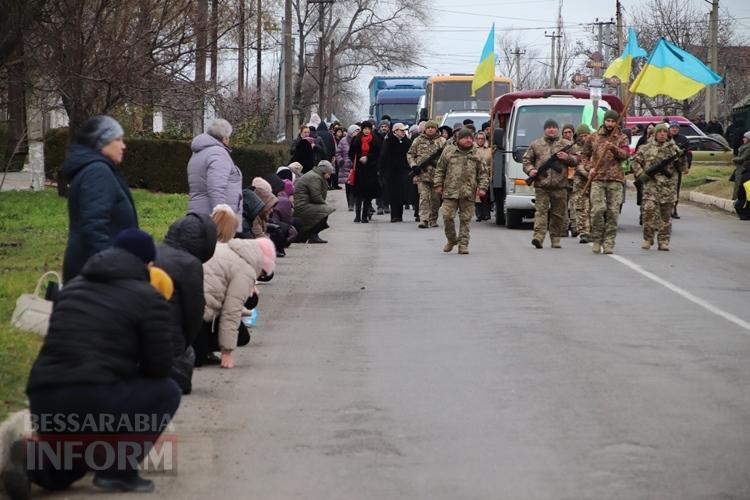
[0,188,187,421]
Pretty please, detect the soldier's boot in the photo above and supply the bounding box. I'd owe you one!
[641,239,653,250]
[531,237,543,249]
[550,237,562,249]
[429,220,439,228]
[418,221,428,229]
[592,241,601,253]
[443,241,456,253]
[658,241,670,251]
[579,234,590,244]
[603,245,614,254]
[458,244,469,255]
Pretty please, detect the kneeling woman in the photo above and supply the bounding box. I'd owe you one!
[194,205,276,368]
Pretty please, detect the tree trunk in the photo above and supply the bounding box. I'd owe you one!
[238,0,245,96]
[194,0,208,135]
[210,0,218,88]
[5,41,27,170]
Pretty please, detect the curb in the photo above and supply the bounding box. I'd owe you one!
[0,410,29,476]
[686,191,734,213]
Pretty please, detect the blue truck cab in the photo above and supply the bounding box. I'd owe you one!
[368,77,427,126]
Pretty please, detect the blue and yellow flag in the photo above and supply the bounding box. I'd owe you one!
[629,37,722,100]
[603,27,647,83]
[471,24,495,96]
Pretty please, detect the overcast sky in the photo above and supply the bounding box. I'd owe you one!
[351,0,750,116]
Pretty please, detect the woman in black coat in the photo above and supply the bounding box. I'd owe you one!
[290,125,315,173]
[348,121,383,223]
[60,116,138,282]
[154,213,218,394]
[15,229,180,495]
[379,123,412,222]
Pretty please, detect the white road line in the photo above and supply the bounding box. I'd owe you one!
[609,254,750,333]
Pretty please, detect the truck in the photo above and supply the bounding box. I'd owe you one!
[490,89,624,228]
[368,76,427,125]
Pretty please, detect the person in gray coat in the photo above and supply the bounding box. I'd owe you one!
[294,161,336,243]
[187,119,243,232]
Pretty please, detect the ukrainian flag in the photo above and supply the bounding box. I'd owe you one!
[603,27,646,83]
[471,24,495,97]
[630,37,722,100]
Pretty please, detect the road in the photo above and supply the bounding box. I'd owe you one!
[50,192,750,500]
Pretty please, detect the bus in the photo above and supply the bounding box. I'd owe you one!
[421,74,513,122]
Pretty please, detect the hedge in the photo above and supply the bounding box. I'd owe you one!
[44,128,291,193]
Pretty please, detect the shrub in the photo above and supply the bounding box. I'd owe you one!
[43,128,290,193]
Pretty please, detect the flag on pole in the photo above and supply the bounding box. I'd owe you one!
[603,27,647,83]
[471,23,495,96]
[629,37,722,100]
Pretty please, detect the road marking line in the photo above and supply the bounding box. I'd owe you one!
[607,254,750,332]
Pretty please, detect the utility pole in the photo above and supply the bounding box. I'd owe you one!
[256,0,262,94]
[511,47,526,90]
[283,0,293,143]
[544,31,561,87]
[705,0,719,120]
[309,0,333,119]
[592,18,616,56]
[615,0,628,106]
[238,0,245,97]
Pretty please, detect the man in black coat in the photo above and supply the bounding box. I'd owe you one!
[5,230,179,497]
[379,123,412,222]
[155,213,217,394]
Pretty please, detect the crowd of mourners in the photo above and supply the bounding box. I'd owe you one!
[4,107,750,499]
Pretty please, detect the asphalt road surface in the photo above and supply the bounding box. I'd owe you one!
[48,192,750,500]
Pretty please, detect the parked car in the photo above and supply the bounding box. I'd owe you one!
[439,111,490,129]
[685,135,734,168]
[625,115,705,138]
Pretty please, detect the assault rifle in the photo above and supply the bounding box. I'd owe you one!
[409,146,445,178]
[524,142,576,186]
[644,150,684,179]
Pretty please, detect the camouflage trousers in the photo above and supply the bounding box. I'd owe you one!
[533,187,567,242]
[642,197,673,245]
[417,181,440,224]
[442,198,475,246]
[590,181,623,248]
[573,180,591,236]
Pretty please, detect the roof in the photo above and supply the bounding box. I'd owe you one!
[376,88,426,104]
[493,89,624,116]
[429,75,513,83]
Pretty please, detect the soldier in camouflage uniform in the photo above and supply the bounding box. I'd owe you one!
[571,124,593,243]
[522,119,577,249]
[406,120,447,228]
[580,110,630,254]
[631,123,687,251]
[433,128,490,254]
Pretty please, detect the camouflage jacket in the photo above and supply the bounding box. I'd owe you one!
[631,139,687,203]
[433,144,490,200]
[569,141,589,189]
[522,135,577,190]
[406,133,447,183]
[580,127,629,184]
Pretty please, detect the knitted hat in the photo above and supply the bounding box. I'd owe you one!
[438,125,453,138]
[252,177,273,193]
[75,115,124,150]
[264,173,285,195]
[654,123,669,133]
[452,122,462,131]
[149,267,174,300]
[456,127,474,140]
[379,119,391,127]
[314,160,335,175]
[668,120,680,129]
[603,109,620,122]
[562,123,575,133]
[283,179,295,197]
[462,119,475,126]
[544,119,559,130]
[114,228,156,264]
[255,237,276,275]
[744,131,750,141]
[575,124,592,135]
[347,124,361,135]
[425,120,439,129]
[276,166,293,181]
[288,162,303,176]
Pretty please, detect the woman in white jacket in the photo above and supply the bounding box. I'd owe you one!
[196,205,276,368]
